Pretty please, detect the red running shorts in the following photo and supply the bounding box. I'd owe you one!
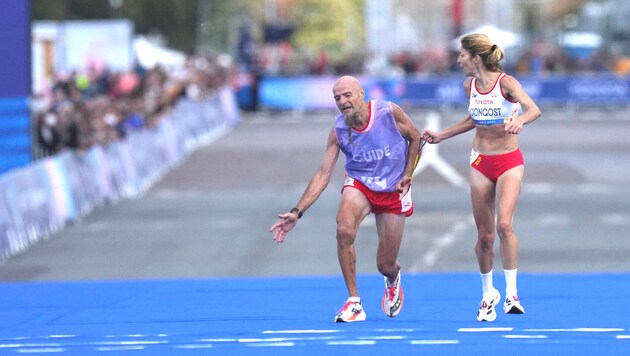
[342,177,413,217]
[470,148,524,182]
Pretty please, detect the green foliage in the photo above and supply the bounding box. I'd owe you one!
[198,0,263,55]
[32,0,198,52]
[291,0,365,60]
[31,0,366,58]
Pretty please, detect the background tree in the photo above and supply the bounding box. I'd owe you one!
[32,0,198,52]
[290,0,365,63]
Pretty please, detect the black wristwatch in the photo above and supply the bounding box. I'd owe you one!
[290,207,303,219]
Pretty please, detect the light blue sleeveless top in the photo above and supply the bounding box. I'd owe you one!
[335,100,408,192]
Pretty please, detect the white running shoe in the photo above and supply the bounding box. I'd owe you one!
[504,295,525,314]
[477,288,501,322]
[382,270,404,317]
[334,299,366,323]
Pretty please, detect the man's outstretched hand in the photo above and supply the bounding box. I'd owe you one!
[268,212,299,243]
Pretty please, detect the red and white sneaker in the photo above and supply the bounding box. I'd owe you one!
[334,299,366,323]
[382,270,404,317]
[504,295,525,314]
[477,288,501,322]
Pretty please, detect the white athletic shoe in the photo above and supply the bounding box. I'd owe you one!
[504,295,525,314]
[382,270,404,317]
[334,299,367,323]
[477,288,501,322]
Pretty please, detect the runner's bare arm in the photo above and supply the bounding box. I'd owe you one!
[391,103,422,192]
[269,128,340,242]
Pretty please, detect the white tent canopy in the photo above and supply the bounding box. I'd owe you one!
[559,31,603,48]
[451,24,523,50]
[133,35,186,71]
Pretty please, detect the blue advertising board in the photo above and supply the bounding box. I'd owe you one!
[258,75,630,110]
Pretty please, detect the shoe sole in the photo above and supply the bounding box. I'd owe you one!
[477,290,501,322]
[505,305,525,314]
[335,313,367,323]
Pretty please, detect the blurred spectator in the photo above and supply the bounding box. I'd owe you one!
[238,36,628,79]
[310,49,329,75]
[33,53,236,158]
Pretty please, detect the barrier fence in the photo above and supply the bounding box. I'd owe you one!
[0,89,238,261]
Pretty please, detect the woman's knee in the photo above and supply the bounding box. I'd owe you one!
[477,230,495,249]
[496,219,514,239]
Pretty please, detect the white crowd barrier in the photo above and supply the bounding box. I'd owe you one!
[0,88,239,261]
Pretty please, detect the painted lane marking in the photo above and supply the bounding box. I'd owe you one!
[94,341,166,345]
[262,330,340,334]
[358,336,406,340]
[104,334,150,338]
[522,328,625,332]
[616,335,630,339]
[458,327,514,332]
[578,183,613,194]
[375,328,418,333]
[239,338,288,343]
[174,344,213,349]
[523,183,554,194]
[240,336,339,343]
[410,340,460,345]
[601,214,630,225]
[327,340,375,346]
[15,348,66,353]
[0,343,62,349]
[413,112,467,188]
[410,217,473,272]
[538,214,571,226]
[95,346,146,351]
[503,335,548,339]
[247,342,295,347]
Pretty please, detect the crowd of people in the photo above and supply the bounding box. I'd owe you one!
[256,40,630,78]
[34,53,235,157]
[35,36,629,156]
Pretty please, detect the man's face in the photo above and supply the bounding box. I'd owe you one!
[333,81,364,122]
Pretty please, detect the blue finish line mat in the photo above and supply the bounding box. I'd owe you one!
[0,273,628,355]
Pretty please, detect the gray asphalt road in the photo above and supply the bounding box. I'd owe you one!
[1,107,628,282]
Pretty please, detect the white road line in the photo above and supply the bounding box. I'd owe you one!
[601,214,630,225]
[95,346,146,351]
[503,335,548,339]
[246,342,295,347]
[538,214,571,226]
[327,340,376,346]
[458,327,514,332]
[409,340,460,345]
[410,216,473,272]
[523,183,554,194]
[174,344,214,349]
[15,348,67,353]
[358,336,406,340]
[0,343,62,349]
[263,330,340,334]
[523,328,625,332]
[579,184,613,194]
[414,112,467,188]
